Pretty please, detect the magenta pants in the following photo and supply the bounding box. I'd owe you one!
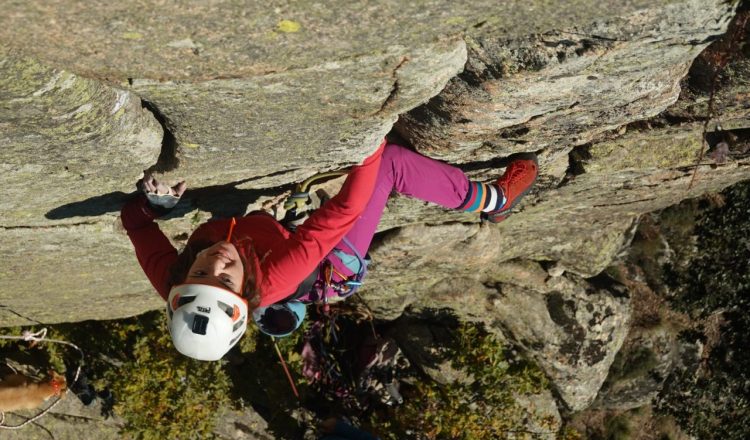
[338,143,469,257]
[302,143,470,302]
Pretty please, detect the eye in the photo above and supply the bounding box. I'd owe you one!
[221,277,234,285]
[191,270,207,277]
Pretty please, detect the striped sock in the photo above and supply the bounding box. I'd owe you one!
[457,181,507,213]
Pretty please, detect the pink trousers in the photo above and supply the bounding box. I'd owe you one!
[301,143,470,302]
[339,143,469,257]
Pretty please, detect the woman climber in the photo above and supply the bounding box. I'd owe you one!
[121,139,538,361]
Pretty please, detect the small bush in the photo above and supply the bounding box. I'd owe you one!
[655,181,750,439]
[103,319,231,440]
[367,322,551,440]
[0,311,231,440]
[603,414,630,440]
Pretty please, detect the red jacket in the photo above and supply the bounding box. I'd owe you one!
[121,142,384,307]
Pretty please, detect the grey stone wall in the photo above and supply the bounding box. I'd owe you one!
[1,0,748,420]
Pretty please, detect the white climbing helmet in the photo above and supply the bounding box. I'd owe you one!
[166,284,249,361]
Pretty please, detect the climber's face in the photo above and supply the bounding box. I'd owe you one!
[185,242,244,293]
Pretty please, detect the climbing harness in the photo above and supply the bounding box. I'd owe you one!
[301,306,360,407]
[310,235,369,303]
[0,328,84,430]
[261,169,369,337]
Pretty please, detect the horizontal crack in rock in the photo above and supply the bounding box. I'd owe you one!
[0,220,104,230]
[592,197,659,208]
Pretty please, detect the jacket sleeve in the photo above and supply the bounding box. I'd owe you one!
[120,195,178,301]
[260,141,385,306]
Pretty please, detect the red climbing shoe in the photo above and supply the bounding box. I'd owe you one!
[483,153,539,223]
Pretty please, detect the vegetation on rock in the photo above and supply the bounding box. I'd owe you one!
[1,310,554,439]
[655,181,750,439]
[0,311,231,439]
[364,321,553,440]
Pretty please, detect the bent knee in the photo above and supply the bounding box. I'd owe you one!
[382,142,408,164]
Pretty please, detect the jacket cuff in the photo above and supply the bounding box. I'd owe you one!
[121,194,171,230]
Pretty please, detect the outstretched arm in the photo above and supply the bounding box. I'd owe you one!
[121,175,186,300]
[259,141,386,306]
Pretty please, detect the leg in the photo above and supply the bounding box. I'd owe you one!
[339,143,470,256]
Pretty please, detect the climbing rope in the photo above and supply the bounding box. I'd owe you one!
[0,328,84,430]
[271,336,299,399]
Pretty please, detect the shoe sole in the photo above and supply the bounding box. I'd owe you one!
[483,153,539,223]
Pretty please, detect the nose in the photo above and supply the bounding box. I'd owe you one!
[208,255,228,275]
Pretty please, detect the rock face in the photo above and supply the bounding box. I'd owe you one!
[594,325,693,411]
[1,0,749,427]
[397,0,736,163]
[390,315,563,438]
[0,394,123,440]
[0,49,165,323]
[0,49,162,227]
[384,257,631,411]
[495,273,630,411]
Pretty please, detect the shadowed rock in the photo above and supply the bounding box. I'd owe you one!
[1,1,750,431]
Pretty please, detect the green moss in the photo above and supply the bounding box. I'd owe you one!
[608,345,658,383]
[0,311,231,439]
[604,414,631,440]
[366,322,551,440]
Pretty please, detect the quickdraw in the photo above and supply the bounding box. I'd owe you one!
[282,170,347,213]
[301,299,408,412]
[275,170,370,402]
[301,309,359,406]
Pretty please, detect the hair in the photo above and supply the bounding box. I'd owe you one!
[169,239,262,311]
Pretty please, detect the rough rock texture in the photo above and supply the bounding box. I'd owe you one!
[0,394,123,440]
[497,274,629,412]
[1,1,663,190]
[416,258,632,412]
[0,0,740,324]
[379,0,740,273]
[0,48,162,227]
[372,247,632,411]
[593,326,681,410]
[129,41,467,188]
[0,49,165,323]
[514,390,564,440]
[0,392,274,440]
[1,0,750,433]
[362,121,750,410]
[390,315,562,438]
[212,407,276,440]
[390,318,474,386]
[396,0,734,163]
